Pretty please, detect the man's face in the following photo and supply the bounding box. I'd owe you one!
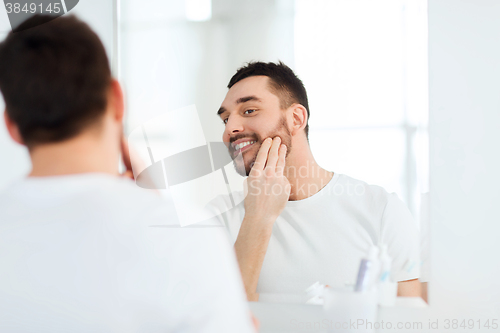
[218,76,292,176]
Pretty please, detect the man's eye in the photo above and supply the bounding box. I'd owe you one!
[223,118,228,125]
[244,109,256,114]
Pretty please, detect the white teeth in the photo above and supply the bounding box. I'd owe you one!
[235,140,255,151]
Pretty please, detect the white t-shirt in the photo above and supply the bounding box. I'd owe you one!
[210,173,420,301]
[0,174,255,333]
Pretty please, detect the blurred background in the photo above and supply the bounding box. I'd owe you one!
[118,0,429,217]
[0,0,429,216]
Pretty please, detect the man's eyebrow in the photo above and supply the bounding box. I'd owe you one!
[236,96,261,104]
[217,106,227,116]
[217,96,261,116]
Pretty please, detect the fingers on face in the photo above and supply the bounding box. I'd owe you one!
[265,137,281,170]
[276,144,287,176]
[252,137,273,171]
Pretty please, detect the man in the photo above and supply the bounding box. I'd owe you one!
[215,61,421,302]
[0,15,256,332]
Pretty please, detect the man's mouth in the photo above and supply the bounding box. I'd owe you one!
[232,140,256,156]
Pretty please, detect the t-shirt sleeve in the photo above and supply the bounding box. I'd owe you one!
[380,193,420,282]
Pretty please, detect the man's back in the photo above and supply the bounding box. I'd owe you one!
[0,174,254,332]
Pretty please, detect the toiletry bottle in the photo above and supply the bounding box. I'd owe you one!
[354,246,379,292]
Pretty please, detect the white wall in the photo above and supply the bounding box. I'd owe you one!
[0,0,116,190]
[428,0,500,318]
[120,0,295,144]
[384,0,500,326]
[362,1,500,328]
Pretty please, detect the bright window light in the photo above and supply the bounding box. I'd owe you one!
[295,0,428,213]
[185,0,212,21]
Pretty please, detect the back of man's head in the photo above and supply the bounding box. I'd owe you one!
[0,15,111,148]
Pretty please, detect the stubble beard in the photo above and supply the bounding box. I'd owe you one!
[230,116,292,177]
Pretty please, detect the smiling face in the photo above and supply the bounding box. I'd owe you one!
[218,76,292,176]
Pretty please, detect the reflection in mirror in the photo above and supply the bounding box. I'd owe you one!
[119,0,429,305]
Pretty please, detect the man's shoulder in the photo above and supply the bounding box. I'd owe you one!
[0,174,176,225]
[327,173,412,222]
[333,173,392,202]
[83,175,179,226]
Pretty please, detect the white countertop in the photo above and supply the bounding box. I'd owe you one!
[249,297,428,333]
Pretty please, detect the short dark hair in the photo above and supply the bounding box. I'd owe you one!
[228,61,310,138]
[0,15,112,147]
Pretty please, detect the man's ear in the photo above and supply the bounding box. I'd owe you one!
[290,104,308,136]
[109,79,125,123]
[3,111,25,146]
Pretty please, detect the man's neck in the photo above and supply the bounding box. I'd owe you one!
[28,131,120,177]
[284,139,333,201]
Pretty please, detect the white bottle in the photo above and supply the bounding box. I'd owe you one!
[354,246,379,292]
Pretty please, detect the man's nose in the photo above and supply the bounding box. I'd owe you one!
[224,116,244,138]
